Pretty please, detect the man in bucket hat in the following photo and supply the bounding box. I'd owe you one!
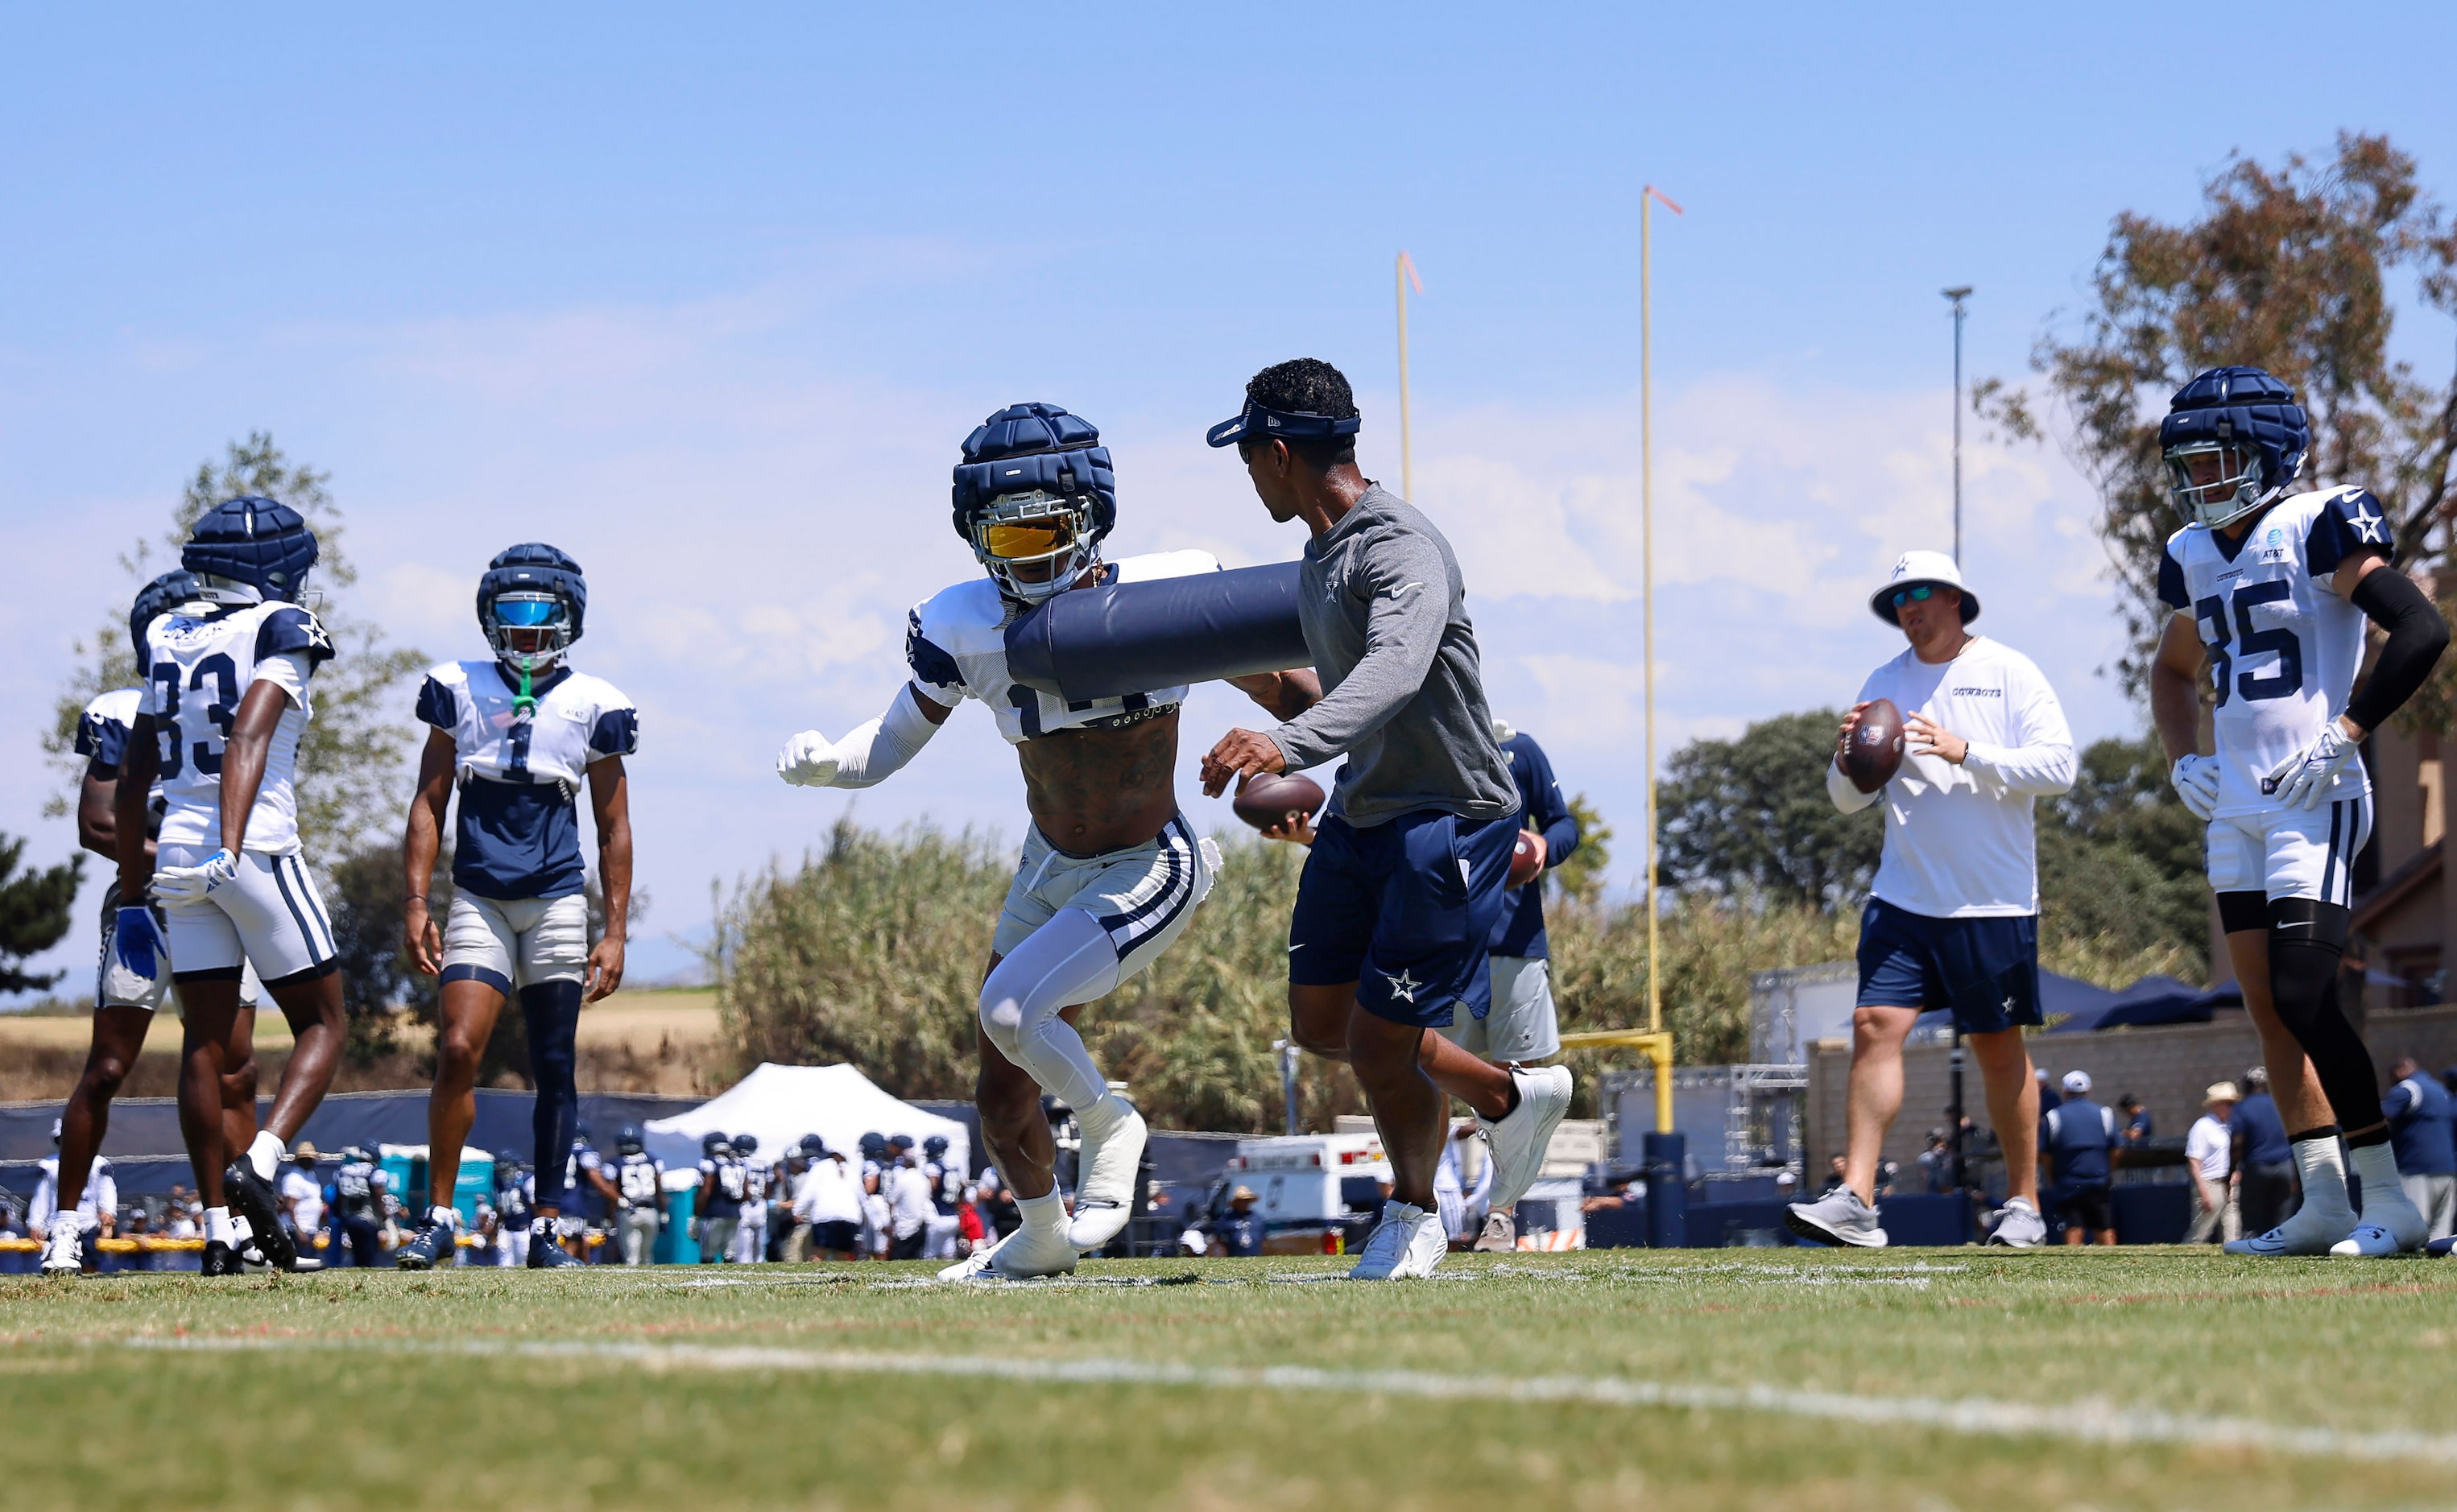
[1787,551,2075,1250]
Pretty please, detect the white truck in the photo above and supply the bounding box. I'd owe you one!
[1220,1132,1392,1254]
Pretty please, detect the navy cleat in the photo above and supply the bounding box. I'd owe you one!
[200,1240,242,1276]
[528,1226,586,1269]
[396,1217,457,1270]
[224,1159,298,1271]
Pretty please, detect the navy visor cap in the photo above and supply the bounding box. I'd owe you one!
[1206,403,1363,448]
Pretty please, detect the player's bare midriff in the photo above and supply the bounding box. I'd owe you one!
[1016,708,1181,856]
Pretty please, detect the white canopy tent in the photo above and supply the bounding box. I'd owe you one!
[641,1063,970,1176]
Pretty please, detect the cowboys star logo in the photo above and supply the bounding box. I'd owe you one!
[1382,968,1423,1004]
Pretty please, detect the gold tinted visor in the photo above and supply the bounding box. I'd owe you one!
[982,519,1078,560]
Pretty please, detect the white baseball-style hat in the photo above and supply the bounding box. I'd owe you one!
[1871,549,1981,626]
[2062,1070,2093,1095]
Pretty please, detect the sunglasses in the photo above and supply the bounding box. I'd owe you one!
[1890,585,1938,608]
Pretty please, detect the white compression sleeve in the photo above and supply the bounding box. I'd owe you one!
[826,685,943,788]
[978,907,1123,1111]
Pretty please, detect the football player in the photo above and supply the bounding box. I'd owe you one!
[2150,366,2451,1256]
[43,571,270,1276]
[114,498,345,1274]
[779,403,1293,1282]
[491,1151,534,1267]
[696,1131,742,1263]
[611,1125,664,1266]
[396,544,637,1271]
[731,1132,770,1263]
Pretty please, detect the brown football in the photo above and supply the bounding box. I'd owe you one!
[1507,830,1544,889]
[1231,771,1326,831]
[1842,697,1907,794]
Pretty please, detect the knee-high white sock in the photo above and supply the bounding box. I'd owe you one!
[978,907,1123,1112]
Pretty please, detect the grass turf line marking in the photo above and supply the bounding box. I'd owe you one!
[118,1334,2457,1467]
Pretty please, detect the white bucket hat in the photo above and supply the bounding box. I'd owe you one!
[1870,549,1980,626]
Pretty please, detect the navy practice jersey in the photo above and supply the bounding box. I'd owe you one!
[2159,486,2389,817]
[416,660,639,900]
[904,551,1218,742]
[1488,732,1578,959]
[76,688,166,835]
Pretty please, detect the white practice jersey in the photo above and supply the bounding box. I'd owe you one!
[31,1155,114,1233]
[75,688,162,810]
[904,550,1220,742]
[1830,637,2075,917]
[416,659,639,899]
[2159,485,2389,818]
[142,601,333,853]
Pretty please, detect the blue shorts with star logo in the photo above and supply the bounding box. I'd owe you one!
[1288,808,1516,1028]
[1855,897,2041,1034]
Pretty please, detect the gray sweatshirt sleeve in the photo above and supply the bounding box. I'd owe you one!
[1268,527,1450,771]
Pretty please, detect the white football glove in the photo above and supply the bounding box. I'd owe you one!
[776,730,842,788]
[151,847,239,907]
[2169,754,2223,821]
[2269,721,2363,811]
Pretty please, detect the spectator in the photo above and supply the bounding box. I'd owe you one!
[789,1137,862,1262]
[1433,1122,1491,1244]
[1820,1155,1849,1196]
[0,1196,26,1237]
[2186,1084,2240,1244]
[957,1185,987,1258]
[886,1137,935,1261]
[2383,1055,2457,1241]
[1916,1128,1955,1194]
[2232,1068,2296,1237]
[977,1175,1020,1242]
[1210,1186,1266,1257]
[2118,1094,2155,1148]
[2041,1070,2120,1246]
[280,1142,326,1258]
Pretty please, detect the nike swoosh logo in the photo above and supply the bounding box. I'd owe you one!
[1288,944,1305,953]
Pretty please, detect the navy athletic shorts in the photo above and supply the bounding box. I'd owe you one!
[1288,808,1515,1029]
[1855,897,2041,1034]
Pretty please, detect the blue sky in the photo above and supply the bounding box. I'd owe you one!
[4,6,2454,991]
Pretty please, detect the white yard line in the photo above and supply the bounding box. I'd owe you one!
[119,1333,2457,1467]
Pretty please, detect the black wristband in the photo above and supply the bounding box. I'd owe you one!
[2346,568,2449,733]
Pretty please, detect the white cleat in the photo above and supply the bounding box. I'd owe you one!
[39,1225,83,1276]
[1483,1065,1573,1212]
[1349,1201,1446,1281]
[1065,1098,1148,1252]
[936,1224,1078,1283]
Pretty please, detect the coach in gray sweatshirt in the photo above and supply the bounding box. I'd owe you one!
[1200,357,1572,1282]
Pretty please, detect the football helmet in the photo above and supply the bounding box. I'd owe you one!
[477,543,586,683]
[183,497,319,605]
[129,568,203,676]
[951,403,1116,604]
[923,1135,949,1159]
[616,1125,644,1156]
[733,1133,759,1157]
[701,1131,731,1158]
[496,1150,525,1175]
[858,1131,888,1161]
[2159,366,2310,530]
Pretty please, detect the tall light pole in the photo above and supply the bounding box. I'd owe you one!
[1942,286,1971,564]
[1396,251,1424,498]
[1641,184,1683,1041]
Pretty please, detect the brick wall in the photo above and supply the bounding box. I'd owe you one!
[1804,1006,2457,1177]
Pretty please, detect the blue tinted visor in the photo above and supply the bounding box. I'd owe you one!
[490,597,563,627]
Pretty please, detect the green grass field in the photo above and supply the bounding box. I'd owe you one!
[6,1248,2456,1509]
